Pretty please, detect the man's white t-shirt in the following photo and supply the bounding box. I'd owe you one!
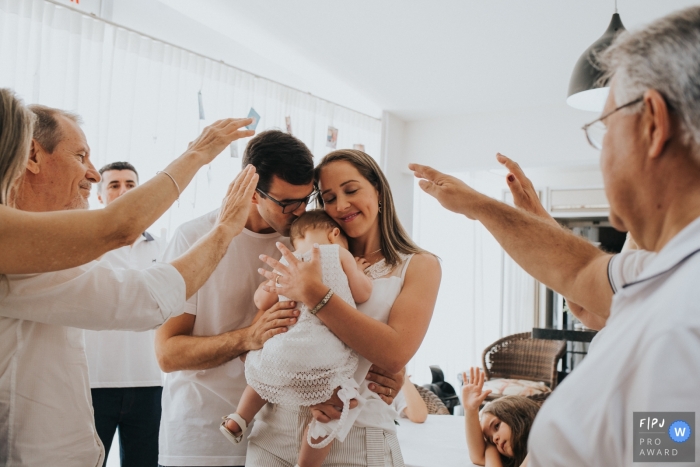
[158,209,291,466]
[529,215,700,466]
[84,232,165,388]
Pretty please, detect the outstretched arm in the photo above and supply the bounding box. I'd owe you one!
[462,368,492,466]
[409,162,613,321]
[0,118,254,275]
[169,165,257,299]
[497,153,611,329]
[497,153,557,227]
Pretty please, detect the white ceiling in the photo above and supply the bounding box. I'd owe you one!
[162,0,698,121]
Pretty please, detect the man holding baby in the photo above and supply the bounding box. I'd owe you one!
[155,131,427,467]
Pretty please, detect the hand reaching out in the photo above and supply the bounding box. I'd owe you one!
[461,367,491,411]
[187,118,255,164]
[215,165,258,239]
[496,153,559,228]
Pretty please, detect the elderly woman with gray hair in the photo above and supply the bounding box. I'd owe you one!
[0,89,255,278]
[0,89,292,466]
[411,6,700,466]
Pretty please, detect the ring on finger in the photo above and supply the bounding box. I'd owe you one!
[388,388,392,397]
[275,274,282,287]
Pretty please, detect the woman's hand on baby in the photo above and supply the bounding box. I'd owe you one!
[462,367,491,411]
[259,242,326,306]
[367,365,405,404]
[310,387,359,423]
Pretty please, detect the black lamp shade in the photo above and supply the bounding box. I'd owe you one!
[567,13,626,111]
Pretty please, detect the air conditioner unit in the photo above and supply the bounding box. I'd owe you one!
[548,187,609,216]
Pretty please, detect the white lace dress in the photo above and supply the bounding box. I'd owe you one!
[245,244,361,447]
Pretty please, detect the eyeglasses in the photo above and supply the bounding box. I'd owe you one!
[582,96,643,150]
[256,188,317,214]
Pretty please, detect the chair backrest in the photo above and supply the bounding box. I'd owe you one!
[415,385,451,415]
[421,365,461,414]
[481,332,566,389]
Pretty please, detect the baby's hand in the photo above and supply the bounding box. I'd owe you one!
[355,257,371,271]
[461,367,491,411]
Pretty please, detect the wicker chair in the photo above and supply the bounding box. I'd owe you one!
[415,384,450,415]
[481,332,566,401]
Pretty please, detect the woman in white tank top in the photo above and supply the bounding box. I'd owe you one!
[249,149,441,467]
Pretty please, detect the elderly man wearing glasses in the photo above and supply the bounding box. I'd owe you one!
[411,6,700,467]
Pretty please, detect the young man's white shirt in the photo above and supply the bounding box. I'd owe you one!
[84,232,166,388]
[0,261,186,467]
[158,209,291,466]
[529,215,700,466]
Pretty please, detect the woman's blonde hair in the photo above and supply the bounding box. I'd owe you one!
[482,395,540,467]
[314,149,426,267]
[0,88,35,206]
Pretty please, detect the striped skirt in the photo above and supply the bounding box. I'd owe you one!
[245,403,405,467]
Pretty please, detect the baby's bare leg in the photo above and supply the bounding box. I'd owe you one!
[224,385,266,434]
[297,425,333,467]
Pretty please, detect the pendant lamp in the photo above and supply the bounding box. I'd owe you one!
[567,5,626,111]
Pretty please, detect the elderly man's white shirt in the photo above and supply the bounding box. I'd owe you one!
[529,215,700,466]
[84,232,166,388]
[0,260,185,467]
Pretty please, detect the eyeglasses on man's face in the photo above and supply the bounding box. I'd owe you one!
[582,96,643,150]
[256,188,318,214]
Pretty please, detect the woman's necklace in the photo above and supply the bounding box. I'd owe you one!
[358,248,382,259]
[360,248,393,279]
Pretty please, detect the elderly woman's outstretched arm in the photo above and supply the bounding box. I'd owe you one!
[0,118,253,275]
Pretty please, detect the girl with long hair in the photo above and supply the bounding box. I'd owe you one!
[462,367,540,467]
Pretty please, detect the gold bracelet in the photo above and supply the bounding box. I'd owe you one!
[157,170,181,206]
[309,289,334,315]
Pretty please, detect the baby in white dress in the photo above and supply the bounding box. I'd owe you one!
[220,210,373,467]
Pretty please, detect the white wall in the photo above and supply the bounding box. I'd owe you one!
[403,103,601,173]
[381,112,413,235]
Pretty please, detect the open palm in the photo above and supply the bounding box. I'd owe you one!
[461,367,491,411]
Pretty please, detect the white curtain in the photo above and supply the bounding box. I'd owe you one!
[0,0,382,237]
[409,171,537,389]
[501,254,537,336]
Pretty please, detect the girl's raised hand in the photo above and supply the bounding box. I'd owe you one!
[461,367,491,411]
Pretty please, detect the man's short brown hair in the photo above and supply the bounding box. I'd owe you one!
[27,105,82,154]
[289,210,342,245]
